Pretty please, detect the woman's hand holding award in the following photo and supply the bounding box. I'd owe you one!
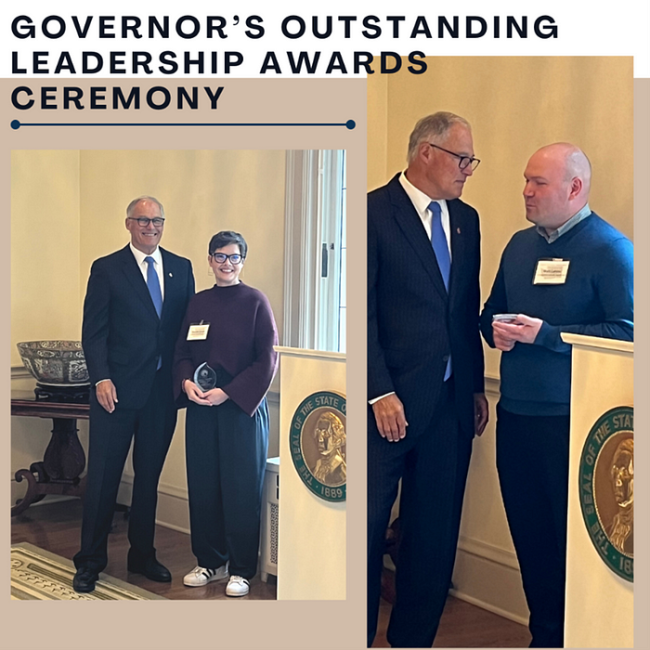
[185,362,229,406]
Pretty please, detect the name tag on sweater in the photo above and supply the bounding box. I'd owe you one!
[187,323,210,340]
[533,259,570,285]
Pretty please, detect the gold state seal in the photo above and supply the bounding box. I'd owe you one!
[579,406,633,582]
[289,391,346,502]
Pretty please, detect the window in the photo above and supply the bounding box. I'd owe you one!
[283,150,346,352]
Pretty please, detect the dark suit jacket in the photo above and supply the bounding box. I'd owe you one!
[368,174,484,437]
[82,245,195,410]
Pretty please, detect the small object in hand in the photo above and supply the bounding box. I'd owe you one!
[492,313,519,324]
[193,362,217,391]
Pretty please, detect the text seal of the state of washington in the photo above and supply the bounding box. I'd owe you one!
[579,405,634,582]
[289,391,346,503]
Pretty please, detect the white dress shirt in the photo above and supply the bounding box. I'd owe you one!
[129,243,165,300]
[399,171,452,258]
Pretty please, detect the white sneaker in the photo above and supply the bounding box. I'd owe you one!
[225,575,250,597]
[183,563,229,587]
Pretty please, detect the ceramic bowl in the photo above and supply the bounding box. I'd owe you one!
[17,341,90,386]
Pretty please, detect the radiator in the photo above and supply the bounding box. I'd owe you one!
[260,457,280,582]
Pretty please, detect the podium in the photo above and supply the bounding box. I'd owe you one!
[275,346,346,600]
[562,334,633,648]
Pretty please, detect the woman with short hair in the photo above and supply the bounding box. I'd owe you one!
[173,230,278,597]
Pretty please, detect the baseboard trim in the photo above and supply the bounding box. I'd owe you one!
[157,480,188,502]
[155,488,191,535]
[457,534,520,571]
[452,544,529,624]
[384,541,527,623]
[114,473,189,533]
[153,518,190,536]
[11,476,190,538]
[449,587,529,627]
[382,557,529,628]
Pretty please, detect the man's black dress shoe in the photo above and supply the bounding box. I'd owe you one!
[73,567,99,593]
[127,557,172,582]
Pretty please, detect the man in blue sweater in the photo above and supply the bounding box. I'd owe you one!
[480,143,633,648]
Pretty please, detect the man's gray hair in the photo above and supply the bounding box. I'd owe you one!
[126,195,165,218]
[407,112,471,164]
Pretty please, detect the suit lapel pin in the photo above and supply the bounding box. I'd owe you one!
[457,227,461,234]
[169,272,173,277]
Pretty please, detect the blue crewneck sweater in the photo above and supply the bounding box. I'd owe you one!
[480,213,633,416]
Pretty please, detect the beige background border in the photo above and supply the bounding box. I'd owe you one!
[633,77,648,650]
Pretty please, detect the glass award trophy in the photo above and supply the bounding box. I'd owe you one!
[193,362,217,391]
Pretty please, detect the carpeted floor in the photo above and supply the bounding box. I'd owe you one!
[11,542,166,601]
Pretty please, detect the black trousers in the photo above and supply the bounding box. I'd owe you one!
[496,404,570,649]
[74,371,177,573]
[185,398,269,579]
[367,381,473,648]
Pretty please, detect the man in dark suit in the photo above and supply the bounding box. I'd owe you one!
[73,196,195,593]
[367,112,488,647]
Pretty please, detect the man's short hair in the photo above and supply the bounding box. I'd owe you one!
[564,148,592,193]
[209,230,248,258]
[407,112,471,164]
[126,196,165,219]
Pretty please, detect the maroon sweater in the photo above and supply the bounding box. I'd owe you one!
[173,282,278,416]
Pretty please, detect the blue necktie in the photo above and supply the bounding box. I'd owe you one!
[429,202,452,381]
[145,256,163,369]
[429,201,450,291]
[145,256,163,317]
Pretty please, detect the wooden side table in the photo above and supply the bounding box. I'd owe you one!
[11,391,90,516]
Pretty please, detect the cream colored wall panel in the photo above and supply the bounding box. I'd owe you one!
[367,74,388,191]
[458,390,519,553]
[11,150,82,366]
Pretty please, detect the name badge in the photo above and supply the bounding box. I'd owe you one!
[187,323,210,340]
[533,259,570,285]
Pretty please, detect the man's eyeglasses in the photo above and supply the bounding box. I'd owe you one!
[429,144,481,171]
[128,217,165,227]
[211,253,244,264]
